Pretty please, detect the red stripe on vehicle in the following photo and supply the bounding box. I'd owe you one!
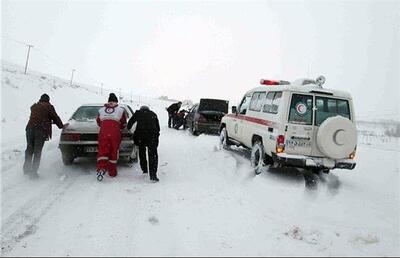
[225,114,276,127]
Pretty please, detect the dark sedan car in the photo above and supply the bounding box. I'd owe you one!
[58,103,138,165]
[185,98,229,135]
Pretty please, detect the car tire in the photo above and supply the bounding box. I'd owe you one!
[219,127,231,150]
[191,123,198,136]
[128,156,138,163]
[61,148,74,165]
[251,140,266,175]
[128,146,139,163]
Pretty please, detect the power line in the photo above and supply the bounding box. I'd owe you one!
[2,35,105,87]
[0,35,31,46]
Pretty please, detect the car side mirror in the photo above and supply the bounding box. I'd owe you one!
[232,106,237,114]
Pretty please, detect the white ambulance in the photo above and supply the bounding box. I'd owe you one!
[219,76,357,174]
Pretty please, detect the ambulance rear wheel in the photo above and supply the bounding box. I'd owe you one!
[251,141,265,175]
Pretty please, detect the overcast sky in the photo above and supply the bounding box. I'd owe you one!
[2,0,399,120]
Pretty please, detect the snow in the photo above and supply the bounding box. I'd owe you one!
[1,62,399,256]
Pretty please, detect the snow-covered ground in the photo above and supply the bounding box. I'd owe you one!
[1,62,399,256]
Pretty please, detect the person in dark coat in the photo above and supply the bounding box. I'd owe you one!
[24,93,64,178]
[166,101,182,128]
[173,109,188,130]
[127,105,160,182]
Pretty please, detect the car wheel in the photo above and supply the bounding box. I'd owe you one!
[251,140,266,175]
[128,146,139,163]
[128,156,138,163]
[61,148,74,165]
[191,123,198,136]
[219,127,231,150]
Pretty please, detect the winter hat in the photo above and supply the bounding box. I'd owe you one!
[108,93,118,103]
[140,105,150,111]
[39,93,50,102]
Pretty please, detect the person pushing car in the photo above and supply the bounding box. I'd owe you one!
[24,93,64,178]
[96,93,127,180]
[166,101,182,128]
[128,105,160,182]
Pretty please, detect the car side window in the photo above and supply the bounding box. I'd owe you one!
[271,92,282,113]
[189,104,198,115]
[249,93,260,111]
[263,92,282,114]
[249,92,266,112]
[239,95,252,115]
[127,105,134,116]
[122,107,130,119]
[263,92,275,113]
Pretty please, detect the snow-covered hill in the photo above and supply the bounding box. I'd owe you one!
[1,62,399,256]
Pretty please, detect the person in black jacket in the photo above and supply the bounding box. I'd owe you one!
[166,101,182,128]
[127,106,160,182]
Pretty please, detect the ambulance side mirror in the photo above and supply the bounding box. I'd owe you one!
[232,106,237,114]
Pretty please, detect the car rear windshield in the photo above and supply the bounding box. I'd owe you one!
[288,94,313,125]
[71,106,101,121]
[198,99,229,113]
[315,97,350,125]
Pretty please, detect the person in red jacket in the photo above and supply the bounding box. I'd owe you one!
[96,93,127,180]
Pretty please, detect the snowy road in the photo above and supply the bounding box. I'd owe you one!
[1,125,399,256]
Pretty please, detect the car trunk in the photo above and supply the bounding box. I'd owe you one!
[198,99,229,124]
[198,111,226,123]
[198,99,229,123]
[62,119,132,141]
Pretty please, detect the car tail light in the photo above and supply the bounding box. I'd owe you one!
[198,114,207,123]
[349,148,356,160]
[61,133,81,141]
[276,135,285,153]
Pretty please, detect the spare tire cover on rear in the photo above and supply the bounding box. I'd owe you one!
[316,116,357,159]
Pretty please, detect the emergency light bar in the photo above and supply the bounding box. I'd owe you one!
[260,79,290,86]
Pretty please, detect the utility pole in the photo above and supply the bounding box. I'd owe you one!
[70,69,76,86]
[24,44,33,74]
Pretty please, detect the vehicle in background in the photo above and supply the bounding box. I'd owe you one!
[185,98,229,135]
[220,76,357,175]
[58,103,138,165]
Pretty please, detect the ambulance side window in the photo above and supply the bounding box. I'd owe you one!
[263,92,275,113]
[239,95,252,115]
[250,92,266,112]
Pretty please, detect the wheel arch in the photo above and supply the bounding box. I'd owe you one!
[251,134,263,145]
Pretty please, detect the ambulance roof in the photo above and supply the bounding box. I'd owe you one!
[246,84,353,99]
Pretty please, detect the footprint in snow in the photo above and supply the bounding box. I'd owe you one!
[148,216,159,225]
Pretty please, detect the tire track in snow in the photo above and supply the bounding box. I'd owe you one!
[1,175,78,255]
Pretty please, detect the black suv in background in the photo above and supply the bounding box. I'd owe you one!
[185,98,229,135]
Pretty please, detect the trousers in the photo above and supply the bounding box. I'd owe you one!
[96,131,121,177]
[23,128,46,175]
